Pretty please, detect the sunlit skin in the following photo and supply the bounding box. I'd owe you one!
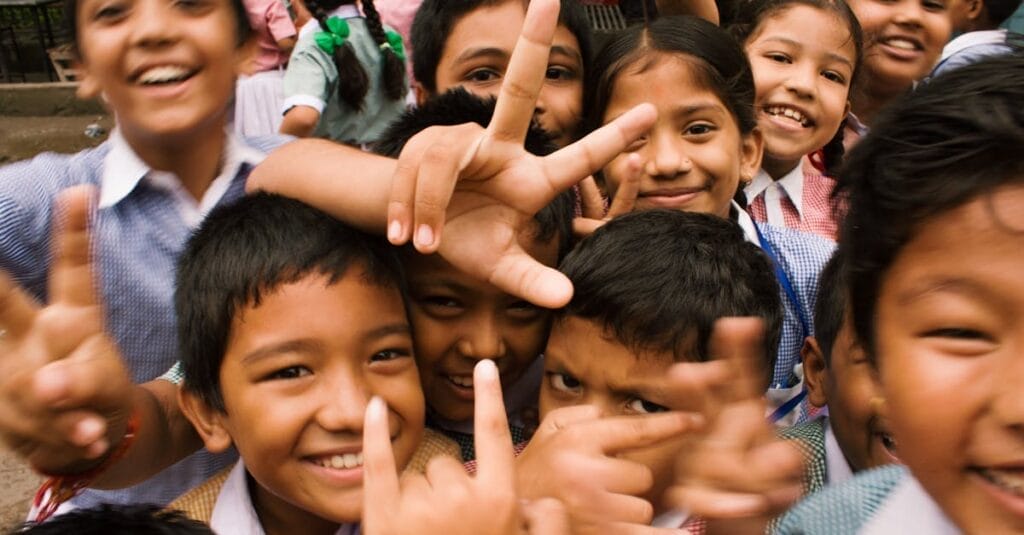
[744,5,856,179]
[430,0,584,147]
[601,54,762,218]
[874,185,1024,533]
[181,273,424,535]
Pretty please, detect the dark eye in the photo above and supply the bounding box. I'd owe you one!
[371,348,411,362]
[625,134,649,152]
[417,295,464,318]
[466,69,501,83]
[545,66,576,81]
[626,398,669,414]
[923,0,946,10]
[268,366,311,380]
[822,70,847,85]
[766,52,791,64]
[547,372,581,393]
[684,123,716,136]
[93,2,127,20]
[925,328,987,340]
[507,300,543,320]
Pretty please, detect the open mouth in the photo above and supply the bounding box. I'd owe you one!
[133,64,198,86]
[762,105,813,128]
[974,467,1024,497]
[446,374,473,389]
[308,452,364,470]
[876,35,925,59]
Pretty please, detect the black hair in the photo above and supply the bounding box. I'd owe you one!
[375,87,575,259]
[63,0,252,58]
[583,16,757,139]
[986,0,1024,26]
[728,0,864,177]
[556,210,782,382]
[812,250,847,366]
[176,192,407,412]
[303,0,406,110]
[836,53,1024,359]
[410,0,593,96]
[11,504,214,534]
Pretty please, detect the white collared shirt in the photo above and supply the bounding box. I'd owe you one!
[211,462,360,535]
[823,417,854,486]
[940,29,1008,62]
[860,473,960,535]
[99,129,266,228]
[744,164,806,227]
[733,200,760,245]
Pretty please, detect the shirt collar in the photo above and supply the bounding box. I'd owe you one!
[732,200,759,245]
[98,128,265,213]
[211,461,360,535]
[823,417,854,486]
[744,161,806,218]
[941,29,1007,61]
[860,470,960,535]
[300,4,361,37]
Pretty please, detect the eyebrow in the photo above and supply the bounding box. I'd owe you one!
[759,36,855,69]
[896,277,997,306]
[550,45,583,64]
[670,103,726,120]
[240,323,411,365]
[408,278,470,294]
[454,46,510,65]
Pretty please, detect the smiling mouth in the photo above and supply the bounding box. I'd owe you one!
[446,374,473,389]
[975,468,1024,497]
[309,452,364,470]
[763,105,812,128]
[133,64,198,86]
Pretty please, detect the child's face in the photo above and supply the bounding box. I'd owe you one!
[203,273,424,525]
[541,316,688,513]
[432,0,584,147]
[874,185,1024,533]
[848,0,951,94]
[405,235,560,423]
[601,54,762,219]
[74,0,249,141]
[745,6,855,168]
[805,317,899,472]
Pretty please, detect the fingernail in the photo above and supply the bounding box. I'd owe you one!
[475,359,498,381]
[367,396,386,419]
[415,225,434,248]
[388,219,403,243]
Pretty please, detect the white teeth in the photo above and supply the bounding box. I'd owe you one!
[886,38,917,51]
[138,65,191,85]
[449,375,473,388]
[978,468,1024,496]
[765,106,810,127]
[316,452,364,469]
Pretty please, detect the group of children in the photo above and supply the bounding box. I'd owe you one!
[0,0,1021,533]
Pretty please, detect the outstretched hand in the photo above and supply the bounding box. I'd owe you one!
[0,186,133,474]
[362,359,569,535]
[383,0,655,308]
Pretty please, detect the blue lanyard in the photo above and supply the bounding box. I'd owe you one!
[753,223,812,338]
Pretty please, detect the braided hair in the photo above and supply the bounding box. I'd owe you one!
[360,0,407,101]
[306,0,370,110]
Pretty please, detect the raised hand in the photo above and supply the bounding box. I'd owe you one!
[664,318,804,527]
[0,186,134,474]
[362,359,569,535]
[572,154,642,238]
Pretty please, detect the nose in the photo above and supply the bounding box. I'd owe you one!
[784,64,817,100]
[315,367,369,433]
[455,312,507,361]
[892,0,924,28]
[992,347,1024,431]
[644,131,692,180]
[130,0,180,47]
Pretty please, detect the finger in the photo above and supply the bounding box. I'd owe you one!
[473,359,516,488]
[521,497,571,535]
[572,217,606,240]
[410,131,467,253]
[424,455,472,493]
[0,271,39,340]
[362,396,401,520]
[541,104,656,193]
[589,457,655,496]
[708,317,768,403]
[31,336,130,412]
[388,140,423,245]
[578,493,656,527]
[663,485,769,519]
[589,412,704,455]
[489,0,560,143]
[605,153,641,219]
[48,186,98,308]
[487,245,574,309]
[538,403,601,433]
[578,176,606,220]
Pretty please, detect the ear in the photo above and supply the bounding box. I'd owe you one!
[178,387,234,453]
[965,0,984,21]
[739,127,764,182]
[413,81,429,107]
[801,336,829,408]
[75,60,101,100]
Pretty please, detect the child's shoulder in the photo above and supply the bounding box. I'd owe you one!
[772,464,909,534]
[167,464,233,524]
[0,143,111,204]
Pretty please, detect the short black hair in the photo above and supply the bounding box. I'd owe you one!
[837,53,1024,359]
[556,210,782,382]
[985,0,1023,26]
[410,0,593,95]
[375,87,575,260]
[11,504,214,534]
[177,192,406,411]
[812,251,847,367]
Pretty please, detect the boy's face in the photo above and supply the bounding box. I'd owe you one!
[74,0,250,141]
[804,317,899,472]
[431,0,584,147]
[874,185,1024,533]
[194,273,424,525]
[405,235,560,423]
[847,0,951,93]
[541,316,687,513]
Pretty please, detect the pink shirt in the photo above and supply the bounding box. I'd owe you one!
[244,0,297,72]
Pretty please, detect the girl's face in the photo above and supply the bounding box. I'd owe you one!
[745,5,856,168]
[848,0,951,94]
[75,0,250,142]
[874,185,1024,533]
[601,54,762,219]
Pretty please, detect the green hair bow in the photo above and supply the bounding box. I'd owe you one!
[380,29,406,62]
[314,16,350,55]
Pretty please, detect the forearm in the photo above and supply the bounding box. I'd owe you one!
[90,380,202,489]
[247,138,398,233]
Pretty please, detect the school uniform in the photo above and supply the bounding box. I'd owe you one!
[169,430,461,532]
[0,130,283,508]
[282,4,408,145]
[745,157,839,241]
[933,29,1015,78]
[773,464,961,534]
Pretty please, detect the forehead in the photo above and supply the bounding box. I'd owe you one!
[546,316,677,384]
[604,54,729,120]
[750,5,857,62]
